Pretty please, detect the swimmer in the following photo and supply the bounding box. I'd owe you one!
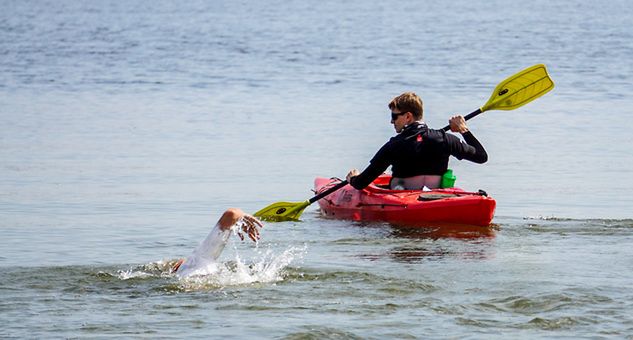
[172,208,264,277]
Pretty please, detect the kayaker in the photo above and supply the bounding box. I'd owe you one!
[171,208,264,277]
[346,92,488,190]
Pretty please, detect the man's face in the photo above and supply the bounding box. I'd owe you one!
[390,110,410,133]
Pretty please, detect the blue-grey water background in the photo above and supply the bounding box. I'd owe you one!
[2,0,633,338]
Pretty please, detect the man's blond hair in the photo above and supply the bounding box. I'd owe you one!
[388,92,423,120]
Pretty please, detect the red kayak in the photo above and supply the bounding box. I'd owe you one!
[314,175,496,227]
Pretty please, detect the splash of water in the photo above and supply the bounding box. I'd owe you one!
[179,245,307,289]
[116,219,307,290]
[116,259,176,280]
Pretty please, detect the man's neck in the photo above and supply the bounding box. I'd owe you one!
[404,121,424,129]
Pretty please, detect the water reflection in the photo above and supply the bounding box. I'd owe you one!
[354,223,497,263]
[390,224,497,240]
[384,243,493,263]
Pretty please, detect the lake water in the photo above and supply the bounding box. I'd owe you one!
[2,0,633,338]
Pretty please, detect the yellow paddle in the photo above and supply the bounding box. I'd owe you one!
[253,180,349,222]
[441,63,555,131]
[254,64,555,222]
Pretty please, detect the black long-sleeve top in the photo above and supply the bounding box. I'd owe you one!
[349,122,488,190]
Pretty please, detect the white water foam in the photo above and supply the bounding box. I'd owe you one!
[177,243,308,290]
[117,221,307,289]
[117,269,154,280]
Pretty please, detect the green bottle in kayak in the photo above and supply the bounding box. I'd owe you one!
[441,169,456,188]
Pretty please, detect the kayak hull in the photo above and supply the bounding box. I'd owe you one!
[314,175,496,227]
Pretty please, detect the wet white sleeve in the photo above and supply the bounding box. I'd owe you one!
[176,222,232,277]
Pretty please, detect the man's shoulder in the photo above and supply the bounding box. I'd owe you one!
[422,126,449,143]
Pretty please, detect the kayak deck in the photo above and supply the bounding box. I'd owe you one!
[314,175,496,227]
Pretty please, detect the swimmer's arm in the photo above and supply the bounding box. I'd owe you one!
[171,208,264,273]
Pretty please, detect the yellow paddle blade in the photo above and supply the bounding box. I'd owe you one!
[253,200,311,222]
[481,64,555,112]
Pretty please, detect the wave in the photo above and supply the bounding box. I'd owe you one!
[494,216,633,236]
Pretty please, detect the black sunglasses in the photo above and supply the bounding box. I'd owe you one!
[391,111,408,120]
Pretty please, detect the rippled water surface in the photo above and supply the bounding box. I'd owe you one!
[2,0,633,338]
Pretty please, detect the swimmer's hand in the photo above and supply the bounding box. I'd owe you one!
[237,214,264,242]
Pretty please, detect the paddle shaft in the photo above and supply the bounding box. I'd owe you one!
[309,180,348,204]
[441,108,482,132]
